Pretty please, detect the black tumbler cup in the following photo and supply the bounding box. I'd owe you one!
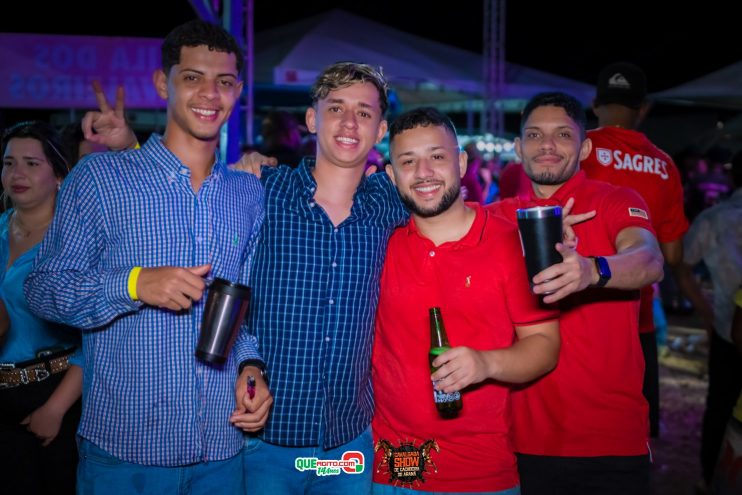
[196,278,251,365]
[516,206,563,290]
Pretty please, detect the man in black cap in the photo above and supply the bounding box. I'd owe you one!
[581,62,689,439]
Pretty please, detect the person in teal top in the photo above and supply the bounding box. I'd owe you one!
[0,210,79,362]
[0,121,81,495]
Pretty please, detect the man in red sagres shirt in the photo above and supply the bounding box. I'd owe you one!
[581,63,689,439]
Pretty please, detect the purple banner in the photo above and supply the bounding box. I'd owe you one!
[0,33,166,109]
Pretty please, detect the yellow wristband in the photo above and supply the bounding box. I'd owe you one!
[128,267,142,301]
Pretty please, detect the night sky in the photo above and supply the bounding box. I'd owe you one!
[2,1,740,92]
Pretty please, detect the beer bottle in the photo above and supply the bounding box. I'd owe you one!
[429,307,463,419]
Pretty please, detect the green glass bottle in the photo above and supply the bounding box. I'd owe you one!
[429,307,463,419]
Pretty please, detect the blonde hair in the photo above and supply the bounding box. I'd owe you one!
[311,62,389,115]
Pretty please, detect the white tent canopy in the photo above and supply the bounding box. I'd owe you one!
[254,9,595,110]
[652,61,742,110]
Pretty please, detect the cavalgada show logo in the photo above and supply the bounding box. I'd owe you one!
[375,439,440,487]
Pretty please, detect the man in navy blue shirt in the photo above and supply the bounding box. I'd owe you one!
[236,62,407,495]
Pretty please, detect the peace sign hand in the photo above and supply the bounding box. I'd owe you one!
[561,197,595,248]
[81,80,138,151]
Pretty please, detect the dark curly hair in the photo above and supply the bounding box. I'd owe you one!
[161,20,244,75]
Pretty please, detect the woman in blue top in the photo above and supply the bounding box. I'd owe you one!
[0,121,81,494]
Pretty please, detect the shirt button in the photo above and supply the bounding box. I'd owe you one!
[333,228,338,233]
[328,299,335,305]
[429,250,436,257]
[309,201,316,208]
[325,336,331,342]
[310,186,316,192]
[331,262,337,268]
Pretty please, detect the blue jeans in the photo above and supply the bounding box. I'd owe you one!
[243,427,373,495]
[77,438,244,495]
[372,482,520,495]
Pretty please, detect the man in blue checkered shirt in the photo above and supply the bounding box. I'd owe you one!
[231,63,408,495]
[25,20,270,494]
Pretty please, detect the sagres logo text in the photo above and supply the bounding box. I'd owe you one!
[295,451,364,476]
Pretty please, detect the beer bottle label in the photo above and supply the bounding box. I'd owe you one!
[433,389,461,404]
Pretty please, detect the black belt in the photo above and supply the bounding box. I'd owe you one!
[0,347,76,388]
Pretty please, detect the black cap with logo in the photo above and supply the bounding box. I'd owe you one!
[595,62,647,109]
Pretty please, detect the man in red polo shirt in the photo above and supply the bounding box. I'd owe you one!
[371,107,560,494]
[581,63,689,438]
[496,92,664,495]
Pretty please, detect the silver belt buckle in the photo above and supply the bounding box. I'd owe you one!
[35,368,50,382]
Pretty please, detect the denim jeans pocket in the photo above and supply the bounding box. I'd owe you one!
[79,438,124,466]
